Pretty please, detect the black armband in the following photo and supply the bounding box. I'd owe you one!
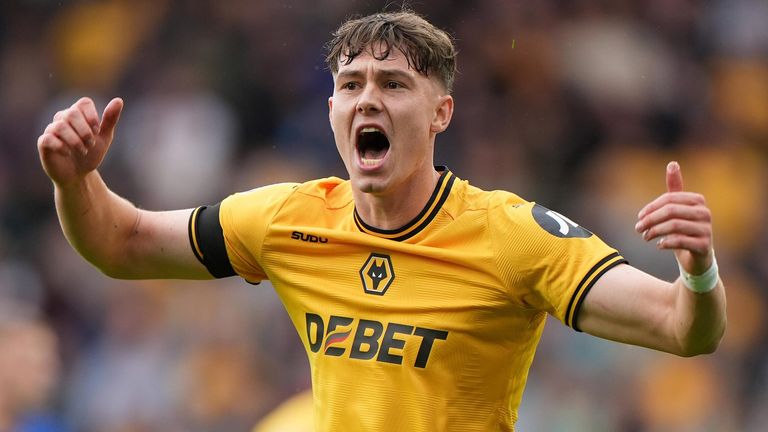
[188,204,237,278]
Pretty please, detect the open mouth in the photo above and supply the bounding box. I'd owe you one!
[357,127,390,166]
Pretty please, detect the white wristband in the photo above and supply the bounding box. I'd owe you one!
[678,256,719,294]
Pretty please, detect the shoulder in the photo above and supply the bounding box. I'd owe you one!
[449,179,530,220]
[222,176,351,213]
[440,173,522,207]
[452,179,597,244]
[292,176,353,209]
[487,195,596,242]
[438,177,541,241]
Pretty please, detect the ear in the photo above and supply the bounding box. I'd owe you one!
[430,95,454,134]
[328,96,334,131]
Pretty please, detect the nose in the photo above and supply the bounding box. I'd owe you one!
[356,83,382,114]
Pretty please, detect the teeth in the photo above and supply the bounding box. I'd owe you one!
[361,127,383,134]
[362,158,383,165]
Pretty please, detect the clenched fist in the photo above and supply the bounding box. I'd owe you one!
[37,97,123,186]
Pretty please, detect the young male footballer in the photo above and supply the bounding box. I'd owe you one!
[37,10,726,431]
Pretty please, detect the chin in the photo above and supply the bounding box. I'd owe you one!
[352,176,387,195]
[355,181,380,194]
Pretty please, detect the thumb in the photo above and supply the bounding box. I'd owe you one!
[97,97,124,141]
[666,161,684,193]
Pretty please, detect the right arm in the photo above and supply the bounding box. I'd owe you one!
[37,97,212,279]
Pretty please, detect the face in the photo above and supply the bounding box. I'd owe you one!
[328,45,453,196]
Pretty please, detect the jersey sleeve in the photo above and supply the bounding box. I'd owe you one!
[188,182,299,283]
[188,204,237,278]
[491,198,627,331]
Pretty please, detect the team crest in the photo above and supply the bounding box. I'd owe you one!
[359,253,395,296]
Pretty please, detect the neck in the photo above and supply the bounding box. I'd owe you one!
[354,168,441,230]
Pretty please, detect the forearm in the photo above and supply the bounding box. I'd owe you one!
[41,97,210,280]
[578,264,725,357]
[54,170,141,275]
[671,277,726,356]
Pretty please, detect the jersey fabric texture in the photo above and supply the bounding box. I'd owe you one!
[252,389,314,432]
[189,168,626,431]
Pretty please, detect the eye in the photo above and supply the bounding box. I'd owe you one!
[384,81,403,90]
[341,81,360,91]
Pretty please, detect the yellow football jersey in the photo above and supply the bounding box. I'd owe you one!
[189,168,626,431]
[252,389,314,432]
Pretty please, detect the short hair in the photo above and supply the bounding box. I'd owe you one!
[325,10,457,93]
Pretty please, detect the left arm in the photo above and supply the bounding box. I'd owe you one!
[577,162,726,356]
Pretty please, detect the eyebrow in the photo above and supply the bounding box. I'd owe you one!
[336,68,416,83]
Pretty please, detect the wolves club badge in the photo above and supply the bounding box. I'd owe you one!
[359,253,395,296]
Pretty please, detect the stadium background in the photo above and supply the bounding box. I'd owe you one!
[1,0,767,430]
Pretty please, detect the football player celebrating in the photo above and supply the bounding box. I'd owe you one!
[37,10,725,431]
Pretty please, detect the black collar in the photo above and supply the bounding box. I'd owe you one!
[353,167,456,241]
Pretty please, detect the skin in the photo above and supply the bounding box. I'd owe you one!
[36,45,724,356]
[578,162,725,356]
[0,322,59,429]
[37,96,209,279]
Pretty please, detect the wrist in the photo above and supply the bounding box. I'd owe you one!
[53,170,99,192]
[678,255,719,294]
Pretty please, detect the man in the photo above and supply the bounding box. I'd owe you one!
[37,10,725,431]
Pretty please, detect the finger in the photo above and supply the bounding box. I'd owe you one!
[38,133,72,157]
[656,235,711,256]
[641,219,711,242]
[637,192,706,219]
[666,161,683,193]
[50,120,89,155]
[73,97,100,133]
[635,203,711,233]
[98,97,124,140]
[61,108,95,146]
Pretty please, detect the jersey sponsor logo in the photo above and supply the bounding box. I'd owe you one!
[531,204,593,238]
[305,312,448,368]
[359,253,395,295]
[291,230,328,243]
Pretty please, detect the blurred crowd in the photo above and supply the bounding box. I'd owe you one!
[1,0,766,431]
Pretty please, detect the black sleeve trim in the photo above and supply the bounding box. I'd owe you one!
[566,252,628,332]
[188,204,237,278]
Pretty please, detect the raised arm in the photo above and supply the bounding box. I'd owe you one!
[577,162,726,356]
[37,97,212,280]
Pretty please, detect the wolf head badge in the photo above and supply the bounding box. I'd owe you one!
[359,253,395,296]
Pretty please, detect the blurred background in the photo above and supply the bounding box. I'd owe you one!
[1,0,767,431]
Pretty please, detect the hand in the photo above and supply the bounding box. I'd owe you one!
[635,161,714,275]
[37,97,124,186]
